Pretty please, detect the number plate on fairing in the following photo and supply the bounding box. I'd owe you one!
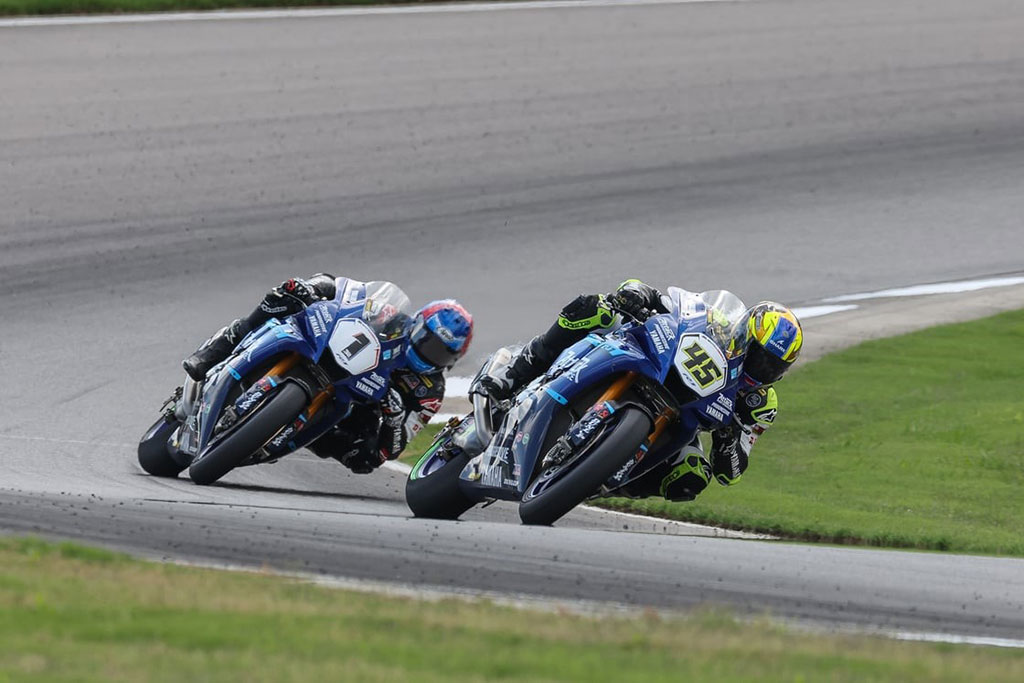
[673,333,727,396]
[328,319,381,375]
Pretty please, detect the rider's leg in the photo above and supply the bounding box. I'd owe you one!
[485,294,617,398]
[182,318,251,381]
[308,403,384,474]
[181,285,309,381]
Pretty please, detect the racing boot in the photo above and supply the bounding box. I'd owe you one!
[182,319,249,381]
[478,339,548,400]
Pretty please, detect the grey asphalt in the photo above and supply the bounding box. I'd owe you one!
[2,0,1024,640]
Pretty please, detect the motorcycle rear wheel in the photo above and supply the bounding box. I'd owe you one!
[405,438,474,520]
[188,383,308,486]
[138,415,187,478]
[519,407,651,526]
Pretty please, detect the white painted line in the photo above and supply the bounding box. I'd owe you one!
[0,0,751,29]
[791,304,858,319]
[886,630,1024,650]
[822,275,1024,303]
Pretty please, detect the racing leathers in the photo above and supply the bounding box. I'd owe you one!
[480,279,779,502]
[182,273,445,474]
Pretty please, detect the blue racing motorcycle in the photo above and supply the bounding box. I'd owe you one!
[406,288,750,525]
[138,279,414,485]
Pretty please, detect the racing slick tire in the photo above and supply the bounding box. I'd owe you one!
[406,448,475,520]
[519,407,651,526]
[138,416,187,478]
[188,383,308,486]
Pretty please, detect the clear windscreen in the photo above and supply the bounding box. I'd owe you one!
[699,290,749,358]
[362,281,412,337]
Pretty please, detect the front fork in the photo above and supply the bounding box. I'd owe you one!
[213,353,335,459]
[541,372,677,471]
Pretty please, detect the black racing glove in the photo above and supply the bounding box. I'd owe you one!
[280,278,318,304]
[609,288,651,321]
[258,279,320,317]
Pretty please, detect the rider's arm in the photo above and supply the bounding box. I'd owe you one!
[305,273,337,302]
[609,279,670,318]
[378,370,445,460]
[709,386,778,485]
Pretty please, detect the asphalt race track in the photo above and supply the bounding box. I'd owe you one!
[3,0,1024,641]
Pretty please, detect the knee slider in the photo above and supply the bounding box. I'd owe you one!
[659,454,711,502]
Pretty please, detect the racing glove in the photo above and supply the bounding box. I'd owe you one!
[258,278,320,316]
[609,280,661,321]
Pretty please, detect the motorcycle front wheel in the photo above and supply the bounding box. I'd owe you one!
[519,406,651,526]
[188,382,308,486]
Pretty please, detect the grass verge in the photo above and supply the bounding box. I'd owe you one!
[600,309,1024,555]
[2,535,1023,682]
[0,0,427,16]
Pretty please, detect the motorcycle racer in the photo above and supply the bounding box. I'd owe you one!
[183,274,473,474]
[480,279,802,503]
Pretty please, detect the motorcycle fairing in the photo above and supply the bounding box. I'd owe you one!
[180,276,410,459]
[460,294,745,498]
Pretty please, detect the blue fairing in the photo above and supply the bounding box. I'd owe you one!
[193,277,412,456]
[464,295,747,497]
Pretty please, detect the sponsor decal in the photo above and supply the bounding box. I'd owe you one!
[355,380,378,396]
[567,414,603,447]
[657,317,675,341]
[566,356,591,383]
[549,349,579,374]
[650,327,667,355]
[415,385,427,397]
[745,391,764,408]
[421,398,442,413]
[612,458,635,483]
[704,403,727,422]
[560,318,595,330]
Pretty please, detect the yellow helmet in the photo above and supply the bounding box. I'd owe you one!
[740,302,803,386]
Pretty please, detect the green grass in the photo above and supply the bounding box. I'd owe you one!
[2,535,1023,682]
[601,309,1024,555]
[0,0,435,17]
